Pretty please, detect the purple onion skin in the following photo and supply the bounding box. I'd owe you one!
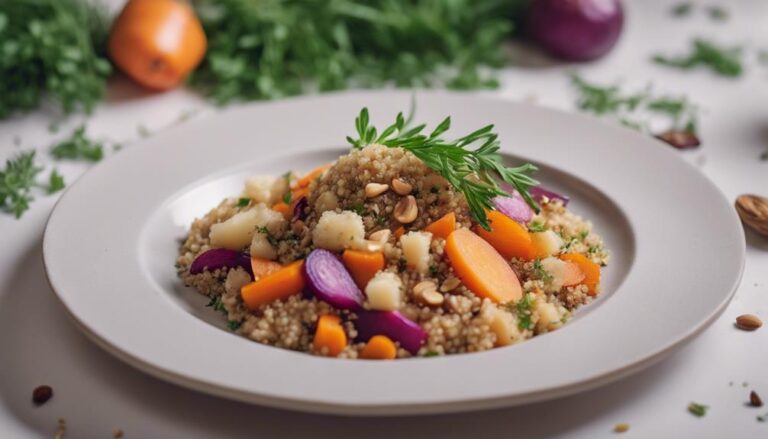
[492,191,534,223]
[530,186,570,206]
[303,249,365,311]
[190,249,253,278]
[355,311,427,355]
[527,0,624,62]
[292,197,308,221]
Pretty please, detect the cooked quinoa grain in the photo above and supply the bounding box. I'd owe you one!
[177,145,608,358]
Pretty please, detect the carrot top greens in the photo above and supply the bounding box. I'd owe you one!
[347,107,539,230]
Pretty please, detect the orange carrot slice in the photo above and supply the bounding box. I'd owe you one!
[314,314,347,356]
[360,335,397,360]
[560,253,601,295]
[296,164,331,188]
[241,260,305,310]
[342,250,385,289]
[394,226,406,239]
[445,229,522,303]
[424,212,456,239]
[250,257,283,279]
[475,211,534,260]
[271,202,292,219]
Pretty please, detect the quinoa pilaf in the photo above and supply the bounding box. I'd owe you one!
[177,109,608,359]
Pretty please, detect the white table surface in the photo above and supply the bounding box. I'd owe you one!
[1,0,766,437]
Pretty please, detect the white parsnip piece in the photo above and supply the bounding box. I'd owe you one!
[366,272,402,311]
[400,231,432,274]
[312,211,366,251]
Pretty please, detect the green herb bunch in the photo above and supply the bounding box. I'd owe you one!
[0,0,112,119]
[0,151,42,218]
[190,0,520,104]
[347,108,539,229]
[653,38,743,78]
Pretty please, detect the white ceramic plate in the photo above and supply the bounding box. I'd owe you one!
[43,91,744,415]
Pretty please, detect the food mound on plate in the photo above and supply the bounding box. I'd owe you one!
[177,108,608,359]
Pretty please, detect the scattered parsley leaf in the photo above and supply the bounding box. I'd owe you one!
[670,2,693,17]
[237,197,250,207]
[137,124,152,139]
[347,107,539,230]
[688,402,708,417]
[507,293,534,330]
[423,351,440,357]
[653,39,743,77]
[227,320,242,331]
[707,6,728,21]
[50,126,104,162]
[347,204,366,217]
[528,221,546,233]
[283,191,292,204]
[47,169,65,194]
[532,259,553,284]
[0,151,42,218]
[579,230,589,240]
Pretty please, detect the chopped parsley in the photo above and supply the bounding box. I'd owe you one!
[282,191,292,204]
[423,351,440,357]
[375,214,389,226]
[50,126,104,162]
[429,265,439,276]
[0,151,42,218]
[47,169,65,194]
[578,230,589,240]
[687,402,708,417]
[257,226,278,246]
[707,6,728,21]
[237,197,250,207]
[227,320,242,331]
[528,221,546,233]
[207,296,227,314]
[347,204,366,216]
[532,259,553,284]
[653,39,743,78]
[670,2,693,17]
[508,294,535,331]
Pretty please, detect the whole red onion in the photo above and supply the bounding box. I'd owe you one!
[527,0,624,62]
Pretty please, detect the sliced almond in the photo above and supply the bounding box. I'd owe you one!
[440,277,461,292]
[365,182,389,198]
[361,240,384,253]
[735,314,762,331]
[391,178,413,195]
[413,280,437,296]
[735,194,768,237]
[369,229,391,243]
[394,195,418,224]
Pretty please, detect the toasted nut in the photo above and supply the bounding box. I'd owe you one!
[735,194,768,238]
[365,183,389,198]
[613,423,630,433]
[735,314,762,331]
[391,178,413,195]
[440,277,461,292]
[413,281,438,296]
[394,195,418,224]
[369,229,391,243]
[750,391,763,407]
[420,290,444,306]
[362,240,384,253]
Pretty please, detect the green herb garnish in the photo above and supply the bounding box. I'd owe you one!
[571,74,646,116]
[532,259,553,284]
[189,0,517,104]
[670,2,693,17]
[528,221,546,233]
[508,293,534,330]
[0,0,112,118]
[207,295,227,314]
[257,226,278,246]
[347,108,538,230]
[283,191,292,204]
[50,126,104,162]
[47,169,65,194]
[237,197,250,207]
[423,351,440,357]
[653,39,743,77]
[227,320,242,331]
[707,6,728,21]
[687,402,708,417]
[578,230,589,240]
[0,151,42,218]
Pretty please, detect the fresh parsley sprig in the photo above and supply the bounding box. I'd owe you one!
[0,151,43,218]
[653,39,743,77]
[50,126,104,162]
[347,108,539,229]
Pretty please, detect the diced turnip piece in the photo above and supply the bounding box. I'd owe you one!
[530,230,564,257]
[269,174,291,204]
[488,307,522,346]
[315,191,339,214]
[365,271,402,311]
[252,203,285,234]
[312,211,365,251]
[535,300,562,332]
[244,175,277,204]
[540,257,585,292]
[400,231,432,274]
[210,209,261,250]
[250,232,277,260]
[225,268,252,295]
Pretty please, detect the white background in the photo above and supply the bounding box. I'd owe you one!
[0,0,766,437]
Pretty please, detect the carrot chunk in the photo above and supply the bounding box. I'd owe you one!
[250,257,283,279]
[241,260,305,310]
[424,212,456,239]
[271,202,292,219]
[474,211,534,260]
[296,164,331,188]
[560,253,601,295]
[360,335,397,360]
[445,229,522,303]
[342,250,385,289]
[314,314,347,357]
